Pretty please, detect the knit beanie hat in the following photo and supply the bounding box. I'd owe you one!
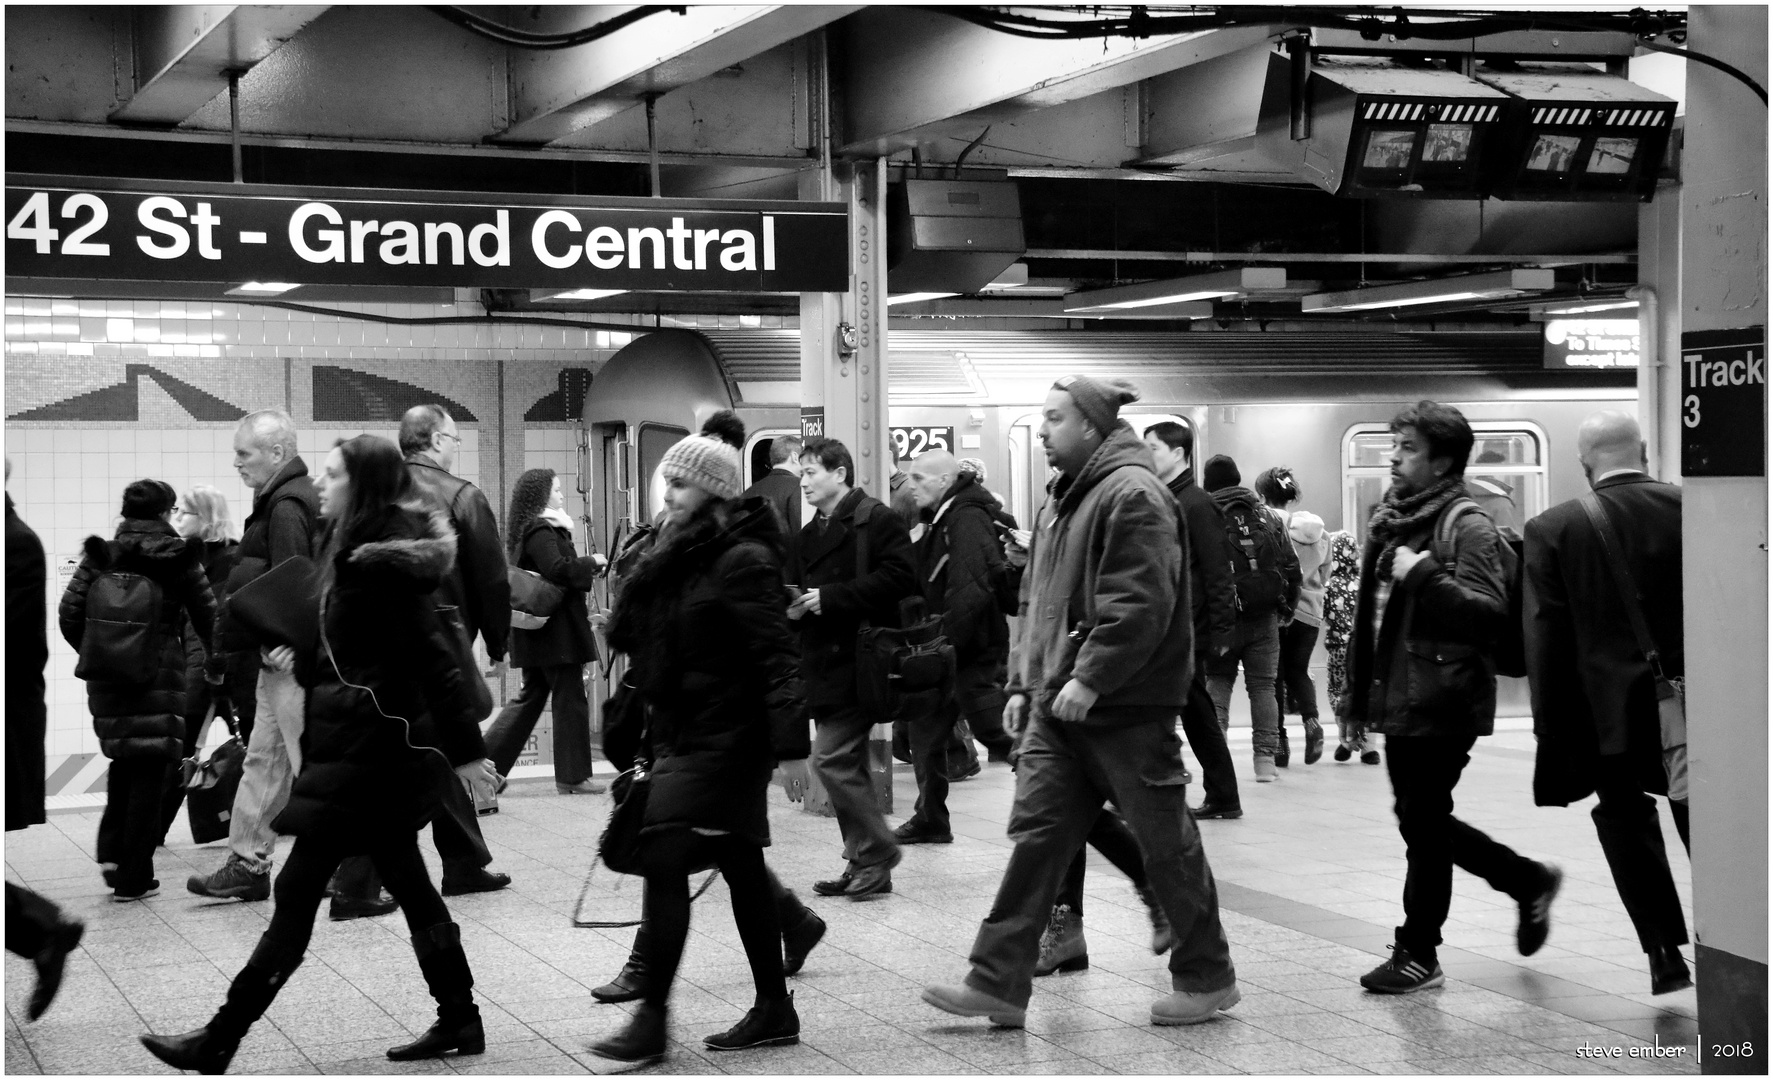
[660,435,742,501]
[1054,374,1140,435]
[1202,454,1241,492]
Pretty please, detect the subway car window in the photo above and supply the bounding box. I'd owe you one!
[638,423,689,524]
[1343,424,1547,547]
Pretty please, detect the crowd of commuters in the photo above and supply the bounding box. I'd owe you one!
[2,380,1692,1069]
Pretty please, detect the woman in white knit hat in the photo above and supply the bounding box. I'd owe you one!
[588,424,815,1071]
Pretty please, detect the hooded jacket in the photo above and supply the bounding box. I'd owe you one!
[915,473,1013,712]
[1284,509,1330,628]
[60,519,218,760]
[1209,485,1302,622]
[609,496,810,846]
[1166,468,1238,658]
[1012,422,1192,723]
[275,505,486,843]
[795,487,919,710]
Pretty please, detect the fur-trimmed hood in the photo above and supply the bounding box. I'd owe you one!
[341,504,457,592]
[83,518,199,572]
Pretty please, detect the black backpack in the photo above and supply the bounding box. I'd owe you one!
[75,568,165,685]
[1432,497,1527,679]
[1220,496,1289,617]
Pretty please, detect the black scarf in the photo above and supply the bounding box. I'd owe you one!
[1367,476,1466,580]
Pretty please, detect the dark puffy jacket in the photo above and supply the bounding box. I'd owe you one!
[1011,422,1192,723]
[795,488,919,710]
[915,474,1012,712]
[1167,469,1238,658]
[60,520,217,760]
[405,456,510,660]
[1340,489,1511,739]
[8,497,48,831]
[508,518,601,669]
[609,497,810,846]
[275,506,486,844]
[1209,485,1303,622]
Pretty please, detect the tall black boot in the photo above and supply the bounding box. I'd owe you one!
[387,922,484,1060]
[140,938,302,1074]
[592,919,650,1004]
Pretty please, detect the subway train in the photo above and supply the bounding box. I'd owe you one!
[578,325,1635,718]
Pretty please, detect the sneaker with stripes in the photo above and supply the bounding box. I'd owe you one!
[1359,946,1444,993]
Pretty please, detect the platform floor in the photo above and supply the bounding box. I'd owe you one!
[5,722,1701,1076]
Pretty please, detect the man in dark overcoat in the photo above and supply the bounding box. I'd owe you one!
[1523,410,1690,995]
[6,458,85,1020]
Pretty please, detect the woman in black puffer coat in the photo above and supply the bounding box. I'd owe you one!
[59,480,217,901]
[587,430,812,1071]
[141,436,496,1076]
[160,484,241,845]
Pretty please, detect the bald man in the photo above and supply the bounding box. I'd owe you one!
[897,449,1017,843]
[1523,411,1691,995]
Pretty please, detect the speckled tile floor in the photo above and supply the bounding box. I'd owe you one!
[6,719,1701,1075]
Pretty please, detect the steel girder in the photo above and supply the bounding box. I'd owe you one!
[109,5,329,124]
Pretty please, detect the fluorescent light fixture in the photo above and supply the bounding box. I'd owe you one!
[1538,299,1638,316]
[226,282,301,296]
[548,288,628,301]
[1065,300,1216,320]
[887,292,958,306]
[1064,268,1285,313]
[1302,269,1555,313]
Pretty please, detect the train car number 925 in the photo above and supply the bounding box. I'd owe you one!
[892,426,955,459]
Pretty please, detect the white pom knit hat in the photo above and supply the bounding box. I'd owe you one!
[659,434,743,501]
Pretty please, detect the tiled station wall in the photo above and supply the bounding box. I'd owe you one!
[1,296,666,790]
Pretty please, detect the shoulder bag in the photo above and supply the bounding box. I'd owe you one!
[509,566,565,630]
[184,706,245,844]
[1580,493,1687,804]
[850,501,956,720]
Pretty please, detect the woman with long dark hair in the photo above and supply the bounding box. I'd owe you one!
[141,435,496,1074]
[484,467,606,793]
[587,428,812,1071]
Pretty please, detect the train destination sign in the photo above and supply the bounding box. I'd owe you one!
[4,175,849,293]
[1543,318,1640,369]
[1680,325,1765,478]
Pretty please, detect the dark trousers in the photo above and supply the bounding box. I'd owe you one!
[1593,753,1690,951]
[1181,673,1239,809]
[640,829,785,1010]
[1385,735,1545,966]
[265,832,453,956]
[425,753,491,873]
[6,882,66,959]
[1054,808,1149,914]
[966,712,1234,1008]
[908,697,955,833]
[98,758,171,892]
[1275,621,1322,724]
[485,665,593,785]
[812,705,898,869]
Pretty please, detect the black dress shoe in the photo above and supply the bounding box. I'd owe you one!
[892,820,954,845]
[441,868,511,897]
[591,963,646,1004]
[1516,865,1562,956]
[330,892,399,921]
[1193,801,1243,820]
[1649,946,1693,995]
[781,909,826,977]
[29,918,84,1021]
[703,993,799,1051]
[812,865,856,897]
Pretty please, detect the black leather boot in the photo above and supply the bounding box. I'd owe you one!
[387,923,485,1060]
[588,1001,668,1070]
[141,938,302,1074]
[777,890,826,978]
[592,920,650,1004]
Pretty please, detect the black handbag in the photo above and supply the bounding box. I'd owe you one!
[225,556,320,655]
[849,503,956,721]
[509,567,565,630]
[185,710,245,845]
[597,765,650,876]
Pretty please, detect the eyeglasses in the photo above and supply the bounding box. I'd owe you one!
[436,432,461,445]
[171,506,193,517]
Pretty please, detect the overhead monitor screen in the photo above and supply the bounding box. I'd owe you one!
[1587,136,1638,175]
[1524,133,1581,172]
[1362,129,1418,170]
[1421,124,1474,163]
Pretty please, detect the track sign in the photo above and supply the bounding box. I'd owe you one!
[1680,326,1765,478]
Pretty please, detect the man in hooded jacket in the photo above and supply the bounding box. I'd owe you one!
[924,375,1239,1031]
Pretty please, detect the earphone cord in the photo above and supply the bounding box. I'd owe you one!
[318,591,455,771]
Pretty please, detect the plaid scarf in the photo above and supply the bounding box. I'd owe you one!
[1368,476,1466,580]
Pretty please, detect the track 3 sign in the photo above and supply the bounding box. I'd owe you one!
[6,175,848,293]
[1680,326,1765,478]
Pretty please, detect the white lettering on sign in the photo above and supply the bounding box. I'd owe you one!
[137,196,190,259]
[290,202,345,263]
[532,210,581,269]
[1684,351,1766,387]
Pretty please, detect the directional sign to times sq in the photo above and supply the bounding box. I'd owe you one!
[5,177,849,293]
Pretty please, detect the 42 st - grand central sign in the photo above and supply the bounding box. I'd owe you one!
[5,175,849,294]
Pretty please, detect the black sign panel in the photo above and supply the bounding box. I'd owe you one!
[799,407,826,440]
[890,426,957,459]
[1681,326,1766,478]
[5,175,848,293]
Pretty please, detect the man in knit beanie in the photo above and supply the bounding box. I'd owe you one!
[926,374,1241,1030]
[659,434,743,501]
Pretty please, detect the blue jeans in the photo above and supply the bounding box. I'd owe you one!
[1204,613,1282,757]
[963,712,1236,1008]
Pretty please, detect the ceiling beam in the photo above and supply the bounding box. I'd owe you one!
[110,5,330,124]
[495,5,858,145]
[837,9,1278,156]
[1134,43,1273,167]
